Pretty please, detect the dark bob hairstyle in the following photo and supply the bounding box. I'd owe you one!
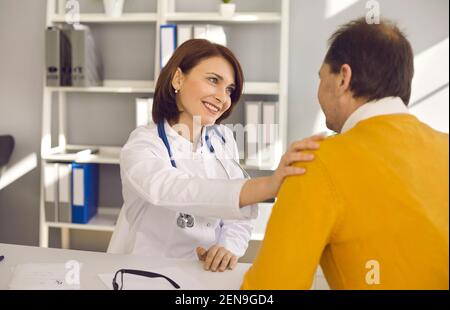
[152,39,244,124]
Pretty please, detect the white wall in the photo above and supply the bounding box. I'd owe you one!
[288,0,449,141]
[0,0,448,249]
[0,0,45,245]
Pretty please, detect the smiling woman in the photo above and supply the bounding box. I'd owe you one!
[171,56,236,125]
[153,39,243,132]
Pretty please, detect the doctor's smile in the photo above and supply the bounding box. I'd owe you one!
[202,100,221,115]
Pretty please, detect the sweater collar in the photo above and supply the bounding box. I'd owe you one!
[341,97,410,133]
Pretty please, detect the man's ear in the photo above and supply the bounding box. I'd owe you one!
[337,64,352,94]
[171,68,184,91]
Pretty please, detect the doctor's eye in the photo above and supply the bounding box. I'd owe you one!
[226,86,235,95]
[207,77,219,84]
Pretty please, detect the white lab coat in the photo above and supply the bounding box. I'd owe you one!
[108,120,257,260]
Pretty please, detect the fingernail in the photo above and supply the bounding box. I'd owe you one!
[307,154,314,159]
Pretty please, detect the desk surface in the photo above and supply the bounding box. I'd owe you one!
[0,243,251,290]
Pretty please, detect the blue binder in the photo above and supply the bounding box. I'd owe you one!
[71,163,99,224]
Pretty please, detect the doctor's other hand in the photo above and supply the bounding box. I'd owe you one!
[196,245,238,272]
[270,133,326,196]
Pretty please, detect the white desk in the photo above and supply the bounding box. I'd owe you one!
[0,243,250,290]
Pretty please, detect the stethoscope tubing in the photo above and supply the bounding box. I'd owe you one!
[157,121,249,228]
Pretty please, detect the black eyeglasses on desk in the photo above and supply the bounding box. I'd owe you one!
[112,269,181,290]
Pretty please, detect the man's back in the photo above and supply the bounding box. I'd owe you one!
[242,114,449,289]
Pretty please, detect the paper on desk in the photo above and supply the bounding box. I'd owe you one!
[99,266,205,290]
[9,263,81,290]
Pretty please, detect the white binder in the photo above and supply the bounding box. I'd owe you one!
[245,101,262,166]
[72,167,84,207]
[44,163,58,222]
[193,24,227,46]
[177,24,193,47]
[261,102,278,167]
[69,24,103,87]
[136,97,154,127]
[58,163,72,223]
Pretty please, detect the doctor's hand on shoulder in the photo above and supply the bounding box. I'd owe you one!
[271,133,326,195]
[239,133,326,207]
[196,245,238,272]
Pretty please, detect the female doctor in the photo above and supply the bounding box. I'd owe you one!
[109,39,323,272]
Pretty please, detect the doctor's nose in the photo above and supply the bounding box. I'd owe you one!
[214,87,228,105]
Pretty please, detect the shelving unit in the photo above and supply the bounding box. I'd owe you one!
[46,207,120,232]
[46,80,278,95]
[42,145,121,164]
[46,80,156,94]
[40,0,289,250]
[165,12,281,23]
[51,13,159,23]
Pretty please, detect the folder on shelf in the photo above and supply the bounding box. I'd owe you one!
[59,26,73,86]
[261,101,278,167]
[68,24,103,87]
[177,24,193,47]
[193,24,207,40]
[71,163,99,224]
[245,101,262,166]
[58,163,72,223]
[193,24,227,46]
[47,24,103,87]
[44,163,59,222]
[45,27,60,86]
[135,97,154,127]
[45,26,72,86]
[160,24,177,69]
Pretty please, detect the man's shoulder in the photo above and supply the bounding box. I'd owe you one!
[314,133,352,159]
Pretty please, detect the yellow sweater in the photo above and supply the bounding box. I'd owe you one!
[242,114,449,290]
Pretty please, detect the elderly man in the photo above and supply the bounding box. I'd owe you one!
[242,18,449,289]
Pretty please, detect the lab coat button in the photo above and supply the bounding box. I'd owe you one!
[206,223,211,227]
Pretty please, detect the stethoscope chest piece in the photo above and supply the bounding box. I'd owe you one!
[177,213,195,228]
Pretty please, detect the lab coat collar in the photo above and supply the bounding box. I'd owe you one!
[163,119,204,152]
[341,96,409,133]
[164,119,182,138]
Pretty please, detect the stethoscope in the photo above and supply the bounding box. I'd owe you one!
[157,121,250,229]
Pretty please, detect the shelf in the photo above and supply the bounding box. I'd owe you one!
[42,145,121,165]
[250,232,265,241]
[51,13,158,23]
[250,202,274,241]
[46,80,155,94]
[257,202,275,208]
[46,204,272,239]
[46,207,120,232]
[165,12,281,23]
[42,145,278,170]
[244,82,279,95]
[46,81,277,95]
[241,163,277,171]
